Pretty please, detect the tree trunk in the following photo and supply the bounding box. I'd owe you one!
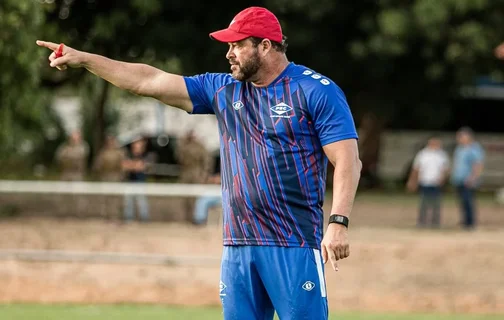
[94,79,110,156]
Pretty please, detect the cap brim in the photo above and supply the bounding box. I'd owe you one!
[209,28,250,43]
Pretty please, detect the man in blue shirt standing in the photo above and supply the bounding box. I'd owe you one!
[451,127,485,229]
[36,7,362,319]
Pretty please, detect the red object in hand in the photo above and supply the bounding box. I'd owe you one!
[55,43,64,58]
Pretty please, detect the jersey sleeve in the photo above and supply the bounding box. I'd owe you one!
[306,81,358,146]
[183,73,234,114]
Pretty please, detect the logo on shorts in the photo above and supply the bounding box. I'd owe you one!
[302,281,315,291]
[219,281,227,296]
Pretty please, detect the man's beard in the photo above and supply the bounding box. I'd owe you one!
[231,50,262,82]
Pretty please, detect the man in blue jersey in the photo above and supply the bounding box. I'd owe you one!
[450,127,485,229]
[37,6,361,319]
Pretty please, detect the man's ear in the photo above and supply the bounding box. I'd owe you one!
[260,39,272,56]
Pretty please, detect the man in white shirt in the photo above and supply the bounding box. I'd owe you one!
[407,136,450,228]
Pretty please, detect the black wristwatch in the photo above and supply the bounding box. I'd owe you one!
[328,214,349,228]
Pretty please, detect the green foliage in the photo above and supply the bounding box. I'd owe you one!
[0,0,63,166]
[38,0,183,155]
[347,0,504,128]
[352,0,504,83]
[2,0,503,174]
[262,0,504,128]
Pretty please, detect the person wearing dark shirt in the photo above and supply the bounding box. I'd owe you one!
[122,138,149,222]
[193,151,222,225]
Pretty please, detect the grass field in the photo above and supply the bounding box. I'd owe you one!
[0,304,501,320]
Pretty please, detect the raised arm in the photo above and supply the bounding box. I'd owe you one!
[36,41,194,113]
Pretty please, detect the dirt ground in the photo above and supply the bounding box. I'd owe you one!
[0,193,503,314]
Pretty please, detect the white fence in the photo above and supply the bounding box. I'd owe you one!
[0,180,221,197]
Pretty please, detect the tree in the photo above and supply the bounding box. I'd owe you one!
[38,0,265,156]
[40,0,176,155]
[0,0,60,168]
[347,0,504,128]
[39,0,504,132]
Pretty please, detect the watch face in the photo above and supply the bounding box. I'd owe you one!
[330,215,348,226]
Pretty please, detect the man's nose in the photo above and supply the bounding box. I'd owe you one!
[226,47,234,60]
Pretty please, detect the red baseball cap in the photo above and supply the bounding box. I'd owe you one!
[209,7,283,43]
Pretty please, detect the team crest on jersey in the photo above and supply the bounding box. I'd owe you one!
[270,102,293,118]
[232,100,244,110]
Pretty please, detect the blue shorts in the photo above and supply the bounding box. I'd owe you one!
[219,246,328,320]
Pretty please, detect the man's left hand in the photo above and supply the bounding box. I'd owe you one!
[465,177,475,187]
[321,222,350,272]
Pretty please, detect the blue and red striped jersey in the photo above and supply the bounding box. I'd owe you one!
[184,62,358,249]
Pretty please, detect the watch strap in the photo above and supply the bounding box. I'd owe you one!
[328,214,349,228]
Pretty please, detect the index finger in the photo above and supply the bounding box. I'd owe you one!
[36,40,60,51]
[327,249,339,272]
